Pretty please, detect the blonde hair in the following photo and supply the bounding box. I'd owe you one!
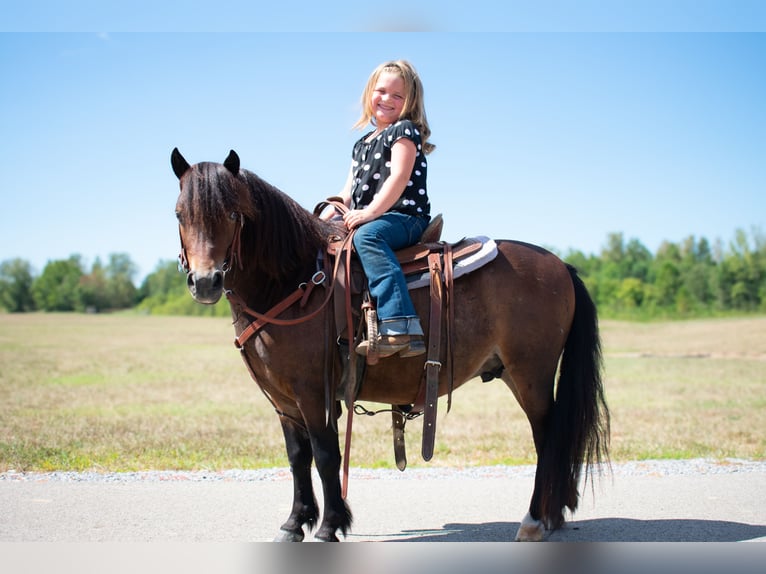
[353,60,435,155]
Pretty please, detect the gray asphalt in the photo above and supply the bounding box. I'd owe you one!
[2,462,765,543]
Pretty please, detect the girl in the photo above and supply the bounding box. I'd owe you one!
[323,59,435,358]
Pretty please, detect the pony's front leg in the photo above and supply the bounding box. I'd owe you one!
[307,414,352,541]
[274,416,319,542]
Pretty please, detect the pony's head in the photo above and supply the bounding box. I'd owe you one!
[172,148,253,304]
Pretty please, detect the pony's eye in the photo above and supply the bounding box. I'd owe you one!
[229,212,238,221]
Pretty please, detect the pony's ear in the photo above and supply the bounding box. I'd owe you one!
[223,150,240,175]
[171,148,191,179]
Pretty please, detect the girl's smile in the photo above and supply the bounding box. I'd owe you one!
[371,71,406,129]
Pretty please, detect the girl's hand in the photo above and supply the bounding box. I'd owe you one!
[343,208,375,229]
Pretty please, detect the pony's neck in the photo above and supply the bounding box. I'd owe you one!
[227,172,339,311]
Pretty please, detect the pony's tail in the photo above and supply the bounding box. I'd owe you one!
[539,264,611,529]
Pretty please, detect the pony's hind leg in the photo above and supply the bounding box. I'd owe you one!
[500,368,556,542]
[508,266,610,541]
[274,417,319,542]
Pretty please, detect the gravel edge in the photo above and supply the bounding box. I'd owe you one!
[2,458,764,483]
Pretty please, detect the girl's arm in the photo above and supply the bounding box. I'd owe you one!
[343,138,416,228]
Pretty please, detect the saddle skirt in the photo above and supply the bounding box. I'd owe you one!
[325,234,498,297]
[403,236,497,290]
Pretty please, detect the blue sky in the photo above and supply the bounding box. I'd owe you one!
[1,29,765,281]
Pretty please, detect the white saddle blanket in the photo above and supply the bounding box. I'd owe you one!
[406,236,498,291]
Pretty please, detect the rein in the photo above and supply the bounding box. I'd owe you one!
[225,228,355,348]
[224,213,245,272]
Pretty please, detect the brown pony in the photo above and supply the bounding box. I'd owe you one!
[171,148,610,542]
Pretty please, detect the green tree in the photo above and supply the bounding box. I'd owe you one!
[717,228,764,311]
[137,260,186,306]
[105,253,138,309]
[0,258,36,312]
[78,258,110,312]
[615,277,646,309]
[649,242,682,309]
[32,256,85,311]
[623,238,652,282]
[593,233,653,313]
[599,233,652,280]
[678,236,716,311]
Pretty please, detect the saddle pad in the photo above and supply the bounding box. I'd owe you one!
[406,236,498,290]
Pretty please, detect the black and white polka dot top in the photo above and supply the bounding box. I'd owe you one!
[349,119,430,221]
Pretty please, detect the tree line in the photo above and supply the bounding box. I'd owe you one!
[1,228,764,319]
[565,228,765,318]
[0,254,228,317]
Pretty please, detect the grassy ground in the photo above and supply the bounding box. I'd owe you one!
[0,313,764,472]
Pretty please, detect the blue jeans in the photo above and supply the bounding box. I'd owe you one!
[353,212,429,336]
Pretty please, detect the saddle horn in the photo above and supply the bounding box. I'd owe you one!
[171,148,191,179]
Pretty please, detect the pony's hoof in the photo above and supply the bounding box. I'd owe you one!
[515,512,546,541]
[274,527,304,542]
[314,530,340,542]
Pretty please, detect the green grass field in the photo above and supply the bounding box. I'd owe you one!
[1,313,764,472]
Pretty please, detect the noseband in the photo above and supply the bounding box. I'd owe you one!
[178,212,245,275]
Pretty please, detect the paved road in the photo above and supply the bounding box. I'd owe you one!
[2,461,765,543]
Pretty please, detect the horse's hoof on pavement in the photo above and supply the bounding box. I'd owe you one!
[515,512,546,541]
[274,528,304,542]
[314,531,340,542]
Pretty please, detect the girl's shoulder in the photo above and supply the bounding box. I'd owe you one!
[384,119,422,145]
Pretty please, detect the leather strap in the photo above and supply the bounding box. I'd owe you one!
[443,243,455,412]
[227,231,355,349]
[392,409,407,471]
[399,239,481,276]
[342,230,359,411]
[339,228,362,499]
[342,404,353,500]
[229,283,317,349]
[422,251,443,461]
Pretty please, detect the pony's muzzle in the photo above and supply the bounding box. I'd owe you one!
[187,269,224,304]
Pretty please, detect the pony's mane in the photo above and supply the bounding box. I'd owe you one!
[180,161,340,284]
[239,169,332,279]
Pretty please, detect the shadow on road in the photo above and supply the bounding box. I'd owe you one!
[379,518,766,542]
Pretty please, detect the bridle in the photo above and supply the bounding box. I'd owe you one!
[222,212,245,273]
[177,208,355,345]
[177,228,189,273]
[177,212,244,274]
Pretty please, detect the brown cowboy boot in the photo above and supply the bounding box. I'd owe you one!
[356,335,426,358]
[398,336,426,358]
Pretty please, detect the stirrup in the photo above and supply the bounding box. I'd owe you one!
[355,335,411,358]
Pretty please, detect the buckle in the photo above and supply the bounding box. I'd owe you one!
[311,270,326,285]
[424,359,442,371]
